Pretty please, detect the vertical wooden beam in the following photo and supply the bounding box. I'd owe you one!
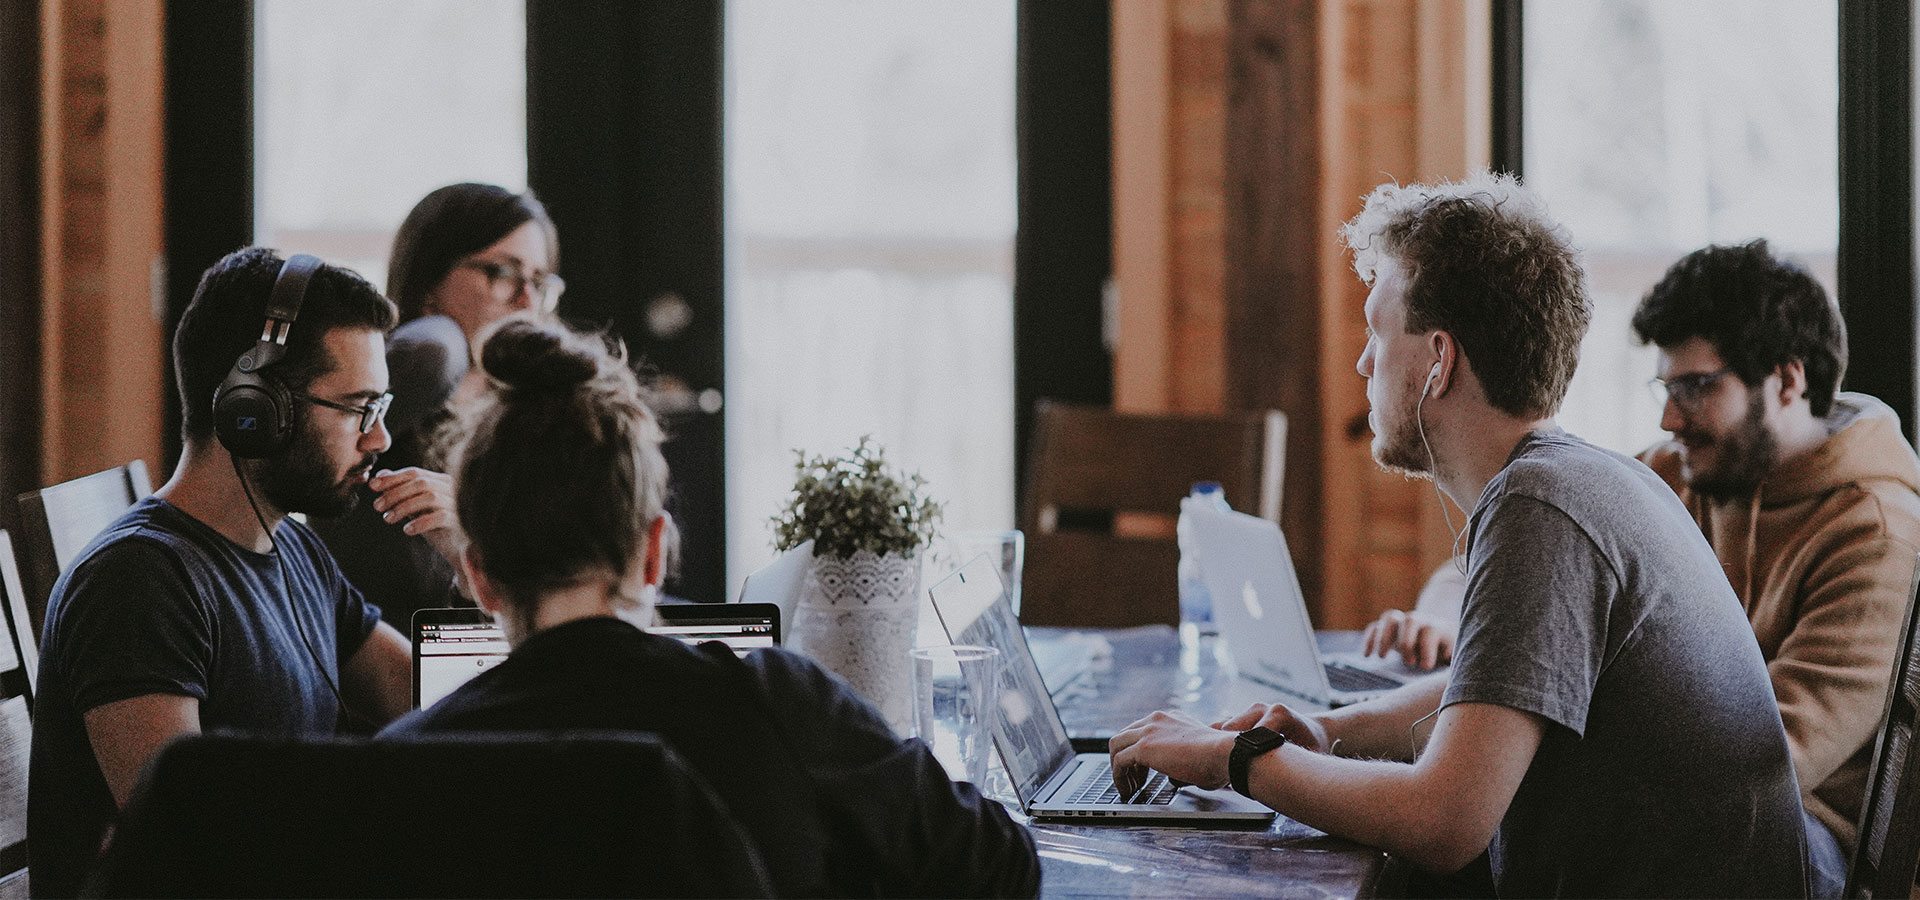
[36,0,66,481]
[0,0,39,531]
[1222,0,1326,607]
[97,0,165,478]
[1016,0,1113,490]
[1112,0,1173,413]
[37,0,165,484]
[161,0,252,470]
[1838,0,1916,438]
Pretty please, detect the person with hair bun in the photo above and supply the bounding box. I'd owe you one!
[379,319,1039,898]
[314,182,563,630]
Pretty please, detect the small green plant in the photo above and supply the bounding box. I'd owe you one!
[772,437,942,559]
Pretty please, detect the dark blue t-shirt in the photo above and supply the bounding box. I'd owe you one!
[27,497,381,897]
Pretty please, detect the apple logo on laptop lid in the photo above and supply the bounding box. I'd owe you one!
[1241,579,1265,620]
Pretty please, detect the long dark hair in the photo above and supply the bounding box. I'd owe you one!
[387,183,559,324]
[450,319,672,617]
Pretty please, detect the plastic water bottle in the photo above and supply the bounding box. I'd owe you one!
[1176,481,1230,650]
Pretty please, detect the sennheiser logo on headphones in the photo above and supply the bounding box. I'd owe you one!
[236,416,258,432]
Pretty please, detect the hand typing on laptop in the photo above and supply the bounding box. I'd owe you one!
[1359,561,1464,670]
[1107,710,1236,796]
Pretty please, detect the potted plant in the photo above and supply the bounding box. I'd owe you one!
[772,437,941,734]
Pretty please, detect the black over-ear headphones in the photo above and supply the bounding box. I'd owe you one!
[214,253,324,459]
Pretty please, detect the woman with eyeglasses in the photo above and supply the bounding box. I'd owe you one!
[313,182,564,631]
[379,318,1039,897]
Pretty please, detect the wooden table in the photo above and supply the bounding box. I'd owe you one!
[1019,626,1403,898]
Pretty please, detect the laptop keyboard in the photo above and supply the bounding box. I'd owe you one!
[1066,761,1179,806]
[1324,660,1403,694]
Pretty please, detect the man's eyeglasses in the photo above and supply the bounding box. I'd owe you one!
[299,392,393,434]
[1648,368,1738,410]
[460,260,565,308]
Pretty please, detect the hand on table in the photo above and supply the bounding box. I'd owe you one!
[1360,608,1457,670]
[369,467,464,564]
[1108,710,1235,795]
[1212,702,1331,754]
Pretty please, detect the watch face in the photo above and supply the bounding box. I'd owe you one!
[1238,726,1284,751]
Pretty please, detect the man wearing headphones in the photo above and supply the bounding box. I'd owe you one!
[1108,175,1807,897]
[28,248,424,897]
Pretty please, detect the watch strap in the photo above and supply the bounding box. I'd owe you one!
[1230,726,1286,796]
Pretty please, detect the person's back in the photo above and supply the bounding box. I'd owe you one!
[1454,429,1806,896]
[398,317,1037,898]
[381,617,1036,896]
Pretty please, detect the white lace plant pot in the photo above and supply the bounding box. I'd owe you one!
[789,549,921,736]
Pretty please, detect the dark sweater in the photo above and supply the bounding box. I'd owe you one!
[381,616,1039,898]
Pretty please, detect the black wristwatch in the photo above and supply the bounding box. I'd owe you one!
[1230,726,1287,796]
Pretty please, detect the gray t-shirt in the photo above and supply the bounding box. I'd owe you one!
[1444,429,1807,898]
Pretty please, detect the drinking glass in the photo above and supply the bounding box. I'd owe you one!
[910,645,1000,784]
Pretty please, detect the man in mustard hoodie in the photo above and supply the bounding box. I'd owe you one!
[1363,239,1920,896]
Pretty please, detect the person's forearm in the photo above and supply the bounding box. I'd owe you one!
[1245,743,1481,872]
[1316,672,1448,761]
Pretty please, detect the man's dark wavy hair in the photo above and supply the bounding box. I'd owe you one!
[1632,240,1846,416]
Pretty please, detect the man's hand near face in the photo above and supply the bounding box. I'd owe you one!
[370,467,463,564]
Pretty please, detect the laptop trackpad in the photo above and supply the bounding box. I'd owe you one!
[1170,785,1272,815]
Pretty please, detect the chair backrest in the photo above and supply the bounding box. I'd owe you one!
[1019,401,1286,627]
[86,731,774,899]
[14,460,152,635]
[1847,553,1920,898]
[0,534,33,703]
[0,541,35,898]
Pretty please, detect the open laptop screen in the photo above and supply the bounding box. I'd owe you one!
[410,603,784,709]
[927,556,1074,804]
[652,603,780,657]
[414,614,510,709]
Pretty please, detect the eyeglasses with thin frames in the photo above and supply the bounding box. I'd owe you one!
[299,392,394,434]
[459,260,565,308]
[1648,367,1738,410]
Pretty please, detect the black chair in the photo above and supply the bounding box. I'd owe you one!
[1845,553,1920,898]
[86,732,774,899]
[14,461,152,635]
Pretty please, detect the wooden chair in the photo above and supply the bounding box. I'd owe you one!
[0,534,32,702]
[0,537,36,898]
[14,461,152,635]
[1019,401,1285,627]
[1846,553,1920,898]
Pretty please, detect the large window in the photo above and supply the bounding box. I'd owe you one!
[724,0,1018,591]
[1525,0,1839,455]
[254,0,527,284]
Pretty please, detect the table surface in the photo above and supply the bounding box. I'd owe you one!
[1016,626,1403,898]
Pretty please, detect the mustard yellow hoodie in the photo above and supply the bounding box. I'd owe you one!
[1642,392,1920,853]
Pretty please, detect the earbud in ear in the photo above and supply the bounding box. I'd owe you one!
[1425,363,1441,393]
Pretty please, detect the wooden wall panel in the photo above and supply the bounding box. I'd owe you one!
[1222,0,1326,606]
[38,0,165,486]
[1118,0,1489,626]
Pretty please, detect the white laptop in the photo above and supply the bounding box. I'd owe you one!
[1188,506,1415,708]
[927,556,1274,823]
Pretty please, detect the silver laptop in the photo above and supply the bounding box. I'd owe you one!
[927,556,1274,823]
[1188,506,1414,707]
